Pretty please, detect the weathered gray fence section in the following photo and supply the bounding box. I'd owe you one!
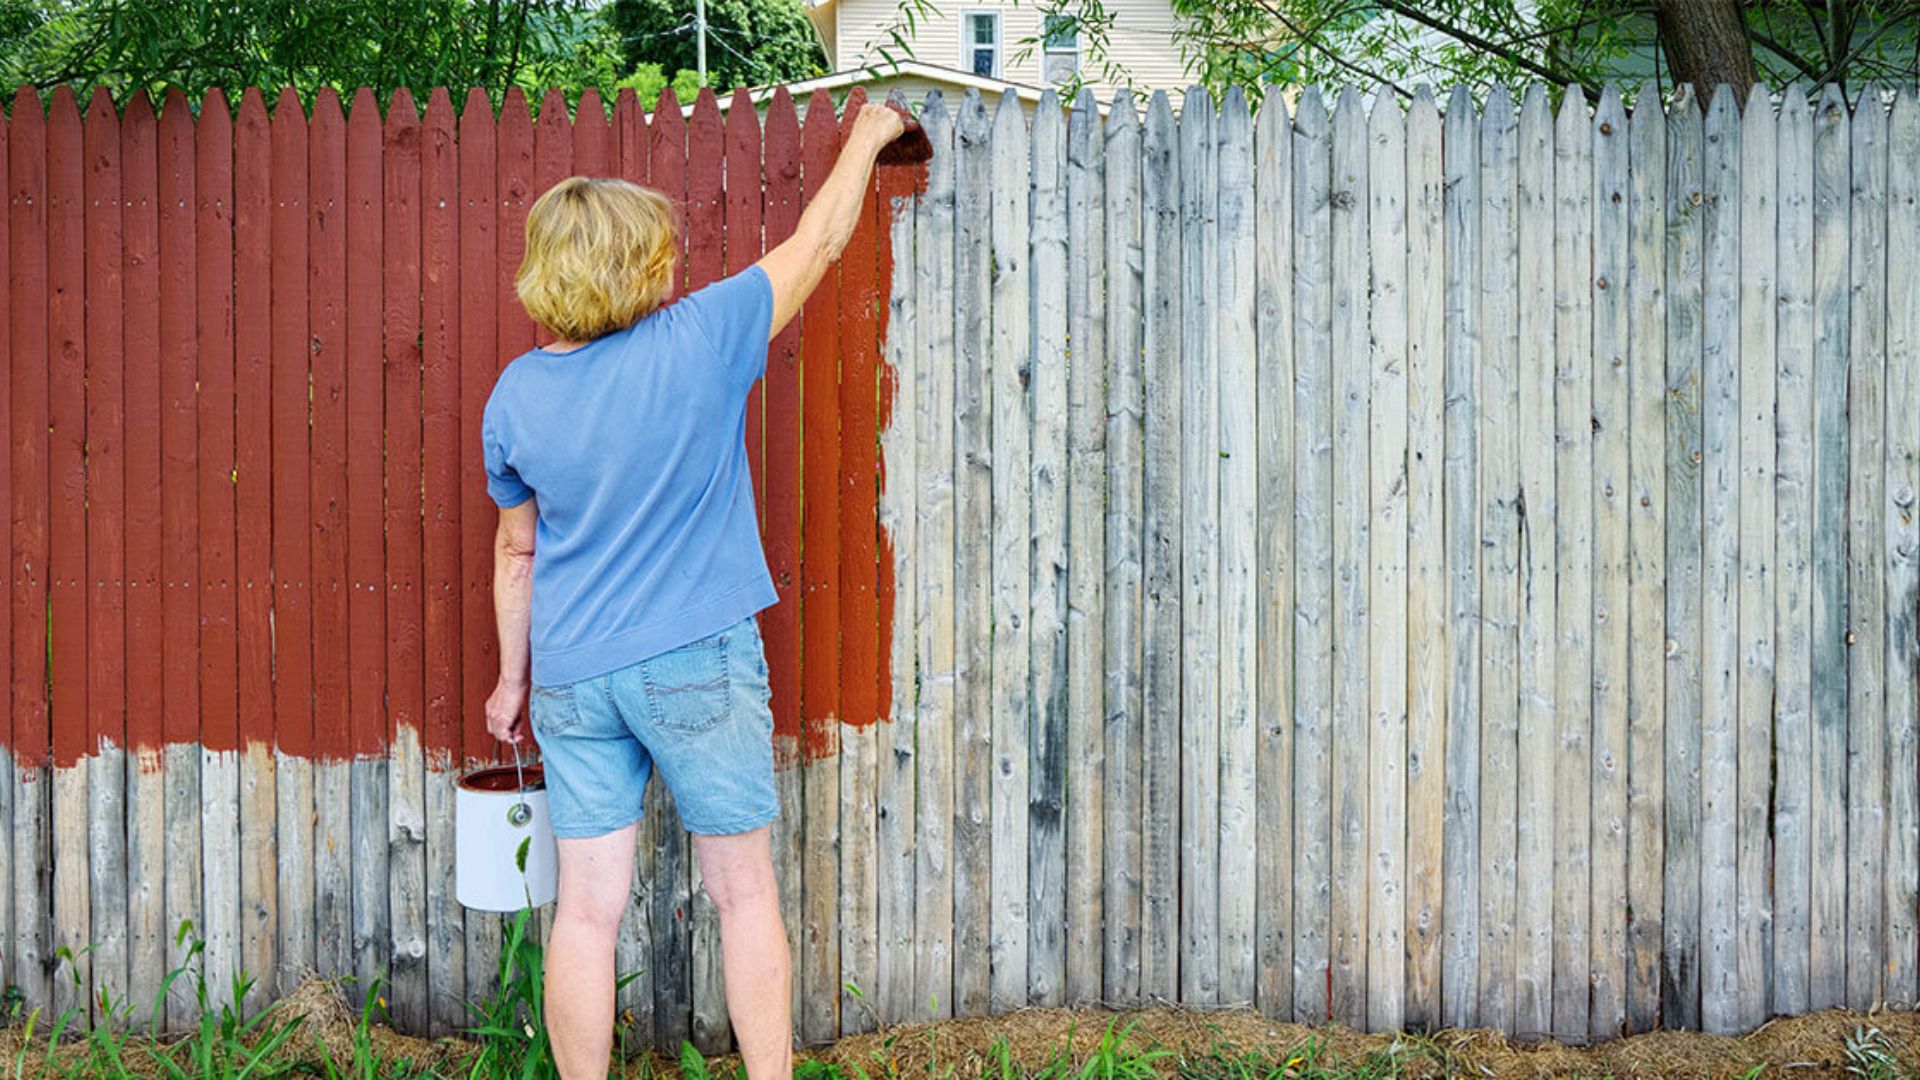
[879,83,1920,1041]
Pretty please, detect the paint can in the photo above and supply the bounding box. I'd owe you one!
[455,745,558,912]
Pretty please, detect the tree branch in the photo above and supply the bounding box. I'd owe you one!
[1745,27,1823,81]
[1369,0,1602,94]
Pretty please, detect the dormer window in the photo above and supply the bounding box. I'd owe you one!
[963,12,1001,77]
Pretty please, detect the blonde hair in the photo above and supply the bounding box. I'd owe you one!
[515,177,678,341]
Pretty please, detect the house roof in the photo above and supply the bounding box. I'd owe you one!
[687,58,1080,116]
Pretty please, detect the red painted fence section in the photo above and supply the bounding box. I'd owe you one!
[1,85,903,770]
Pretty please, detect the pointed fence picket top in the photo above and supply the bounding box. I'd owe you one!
[0,83,1914,1050]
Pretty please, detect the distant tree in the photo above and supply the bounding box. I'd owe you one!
[607,0,826,93]
[1023,0,1920,100]
[0,0,632,107]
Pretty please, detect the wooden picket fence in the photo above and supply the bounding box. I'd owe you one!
[3,77,1918,1051]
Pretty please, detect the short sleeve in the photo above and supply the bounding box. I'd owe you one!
[482,409,534,509]
[679,265,775,388]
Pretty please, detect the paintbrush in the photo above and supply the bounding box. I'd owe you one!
[877,90,933,167]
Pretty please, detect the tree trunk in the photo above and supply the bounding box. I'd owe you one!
[1654,0,1758,106]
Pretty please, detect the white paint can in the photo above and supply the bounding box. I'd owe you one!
[455,757,559,912]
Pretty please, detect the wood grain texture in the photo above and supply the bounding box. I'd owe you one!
[987,89,1034,1015]
[1139,90,1183,1007]
[1624,82,1668,1036]
[1252,91,1294,1021]
[1440,84,1482,1031]
[1402,89,1444,1033]
[1289,88,1331,1025]
[1588,86,1630,1042]
[1215,87,1258,1011]
[1102,92,1145,1009]
[1363,89,1406,1034]
[1661,87,1706,1032]
[1512,85,1555,1040]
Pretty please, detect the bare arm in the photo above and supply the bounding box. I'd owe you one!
[756,104,906,340]
[486,498,538,744]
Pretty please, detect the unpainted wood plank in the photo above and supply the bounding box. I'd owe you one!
[1881,85,1920,1011]
[1660,86,1706,1032]
[1512,84,1556,1040]
[1440,84,1483,1031]
[1623,82,1668,1035]
[951,88,995,1019]
[1029,91,1074,1010]
[1807,83,1850,1013]
[1769,82,1815,1022]
[1550,88,1593,1042]
[1215,86,1258,1010]
[1845,90,1888,1013]
[1252,90,1294,1021]
[1588,85,1631,1042]
[1139,89,1183,1006]
[1363,89,1406,1035]
[1063,87,1107,1008]
[1476,85,1520,1035]
[1179,85,1221,1009]
[1327,86,1370,1029]
[83,87,130,1026]
[1288,87,1331,1025]
[1402,88,1444,1033]
[985,88,1033,1015]
[875,143,919,1024]
[1102,92,1146,1009]
[1735,84,1778,1032]
[913,91,958,1022]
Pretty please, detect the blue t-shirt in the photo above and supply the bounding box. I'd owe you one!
[482,266,777,687]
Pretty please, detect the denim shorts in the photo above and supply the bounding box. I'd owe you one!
[528,616,776,839]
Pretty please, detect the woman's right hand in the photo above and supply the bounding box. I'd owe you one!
[854,102,907,155]
[487,676,532,745]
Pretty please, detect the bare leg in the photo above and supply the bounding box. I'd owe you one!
[545,824,638,1080]
[693,826,791,1080]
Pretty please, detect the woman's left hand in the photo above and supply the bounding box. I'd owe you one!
[487,676,532,744]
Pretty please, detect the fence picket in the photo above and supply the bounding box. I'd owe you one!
[1216,87,1258,1011]
[1403,87,1444,1033]
[1063,88,1107,1007]
[1252,91,1294,1020]
[1441,84,1482,1030]
[1624,82,1667,1035]
[1550,89,1593,1042]
[1808,84,1850,1013]
[1476,85,1520,1034]
[987,89,1034,1015]
[1102,92,1145,1009]
[1589,86,1630,1042]
[1844,89,1887,1013]
[913,91,958,1020]
[1180,85,1221,1009]
[1882,86,1920,1010]
[1363,89,1406,1034]
[0,92,11,1004]
[1513,85,1555,1039]
[1028,91,1068,1011]
[1288,87,1331,1025]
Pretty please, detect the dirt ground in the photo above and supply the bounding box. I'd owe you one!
[9,977,1919,1079]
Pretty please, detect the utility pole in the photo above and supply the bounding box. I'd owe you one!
[695,0,708,84]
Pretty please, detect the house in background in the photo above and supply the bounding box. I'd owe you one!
[765,0,1192,114]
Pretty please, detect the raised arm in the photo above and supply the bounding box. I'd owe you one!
[756,103,906,340]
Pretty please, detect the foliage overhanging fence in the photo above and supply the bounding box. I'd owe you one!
[2,79,1918,1050]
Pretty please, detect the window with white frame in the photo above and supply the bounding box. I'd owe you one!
[1042,14,1079,83]
[962,12,1001,78]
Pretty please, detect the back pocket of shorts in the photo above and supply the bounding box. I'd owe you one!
[530,685,582,736]
[640,635,731,733]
